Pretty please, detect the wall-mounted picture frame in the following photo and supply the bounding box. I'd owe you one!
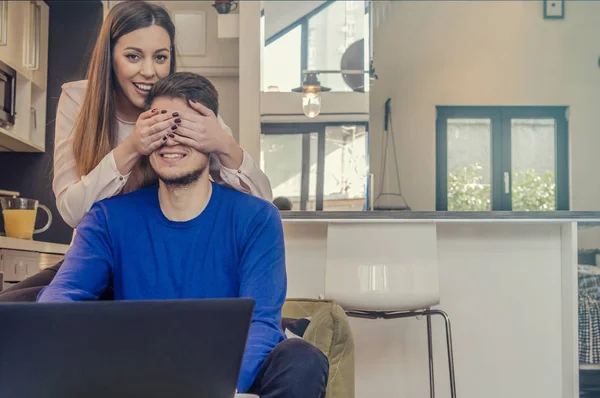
[544,0,565,19]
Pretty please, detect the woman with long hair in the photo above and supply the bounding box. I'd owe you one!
[0,3,272,299]
[53,1,272,229]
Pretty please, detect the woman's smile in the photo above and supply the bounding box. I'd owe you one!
[132,82,155,96]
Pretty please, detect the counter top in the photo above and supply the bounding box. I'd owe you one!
[280,211,600,223]
[0,236,70,254]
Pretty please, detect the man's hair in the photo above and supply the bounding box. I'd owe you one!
[273,196,292,211]
[146,72,219,115]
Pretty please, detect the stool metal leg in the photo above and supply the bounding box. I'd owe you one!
[426,313,435,398]
[345,308,457,398]
[429,309,457,398]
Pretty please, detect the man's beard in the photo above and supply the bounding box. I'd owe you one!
[156,166,206,189]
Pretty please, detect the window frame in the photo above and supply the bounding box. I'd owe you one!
[436,106,569,211]
[262,122,369,211]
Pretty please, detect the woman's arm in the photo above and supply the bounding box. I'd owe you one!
[53,83,132,228]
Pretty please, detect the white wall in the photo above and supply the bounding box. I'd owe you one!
[370,1,600,213]
[210,77,239,142]
[239,0,262,162]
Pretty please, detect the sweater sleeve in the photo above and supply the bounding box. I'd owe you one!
[53,82,130,228]
[37,204,113,302]
[236,204,287,392]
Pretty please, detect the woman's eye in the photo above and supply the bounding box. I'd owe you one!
[155,54,168,62]
[125,54,141,61]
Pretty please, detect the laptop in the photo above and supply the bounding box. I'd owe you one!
[0,298,255,398]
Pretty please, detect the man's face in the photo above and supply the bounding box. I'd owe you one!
[148,97,209,186]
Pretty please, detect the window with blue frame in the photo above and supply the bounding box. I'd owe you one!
[436,106,569,211]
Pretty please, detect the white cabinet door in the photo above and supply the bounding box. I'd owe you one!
[161,1,239,75]
[161,1,208,70]
[31,1,49,90]
[0,1,48,152]
[0,249,41,282]
[0,1,27,76]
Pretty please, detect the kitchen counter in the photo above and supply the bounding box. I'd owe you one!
[280,210,600,222]
[282,214,584,398]
[0,236,70,254]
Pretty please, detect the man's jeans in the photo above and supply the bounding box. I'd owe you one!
[249,338,329,398]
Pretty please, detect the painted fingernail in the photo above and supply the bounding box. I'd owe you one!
[160,110,167,114]
[174,118,181,123]
[162,136,167,141]
[171,125,177,130]
[172,112,179,117]
[190,99,196,103]
[168,133,175,138]
[152,108,157,113]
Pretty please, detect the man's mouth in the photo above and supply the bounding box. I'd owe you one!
[132,82,154,93]
[161,153,186,159]
[159,151,188,165]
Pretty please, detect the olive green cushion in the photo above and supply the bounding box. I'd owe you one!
[282,298,355,398]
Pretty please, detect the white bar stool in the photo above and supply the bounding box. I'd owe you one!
[324,222,456,398]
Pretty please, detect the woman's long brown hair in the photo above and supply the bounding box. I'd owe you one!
[71,1,176,178]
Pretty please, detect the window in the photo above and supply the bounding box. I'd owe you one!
[262,0,370,92]
[436,107,569,211]
[261,123,369,211]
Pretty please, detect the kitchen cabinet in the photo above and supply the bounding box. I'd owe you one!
[0,249,64,287]
[0,0,49,152]
[217,14,239,39]
[0,237,69,290]
[0,1,27,76]
[29,1,49,90]
[1,249,42,282]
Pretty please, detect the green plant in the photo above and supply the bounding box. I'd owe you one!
[512,169,555,211]
[448,163,491,211]
[447,164,555,211]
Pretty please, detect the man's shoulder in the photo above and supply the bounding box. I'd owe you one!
[93,186,157,215]
[216,183,276,210]
[215,183,280,222]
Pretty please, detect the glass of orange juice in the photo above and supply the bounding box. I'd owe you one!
[0,197,52,240]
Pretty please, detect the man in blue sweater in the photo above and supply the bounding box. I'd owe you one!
[38,72,329,397]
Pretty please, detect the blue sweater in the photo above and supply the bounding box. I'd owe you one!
[38,183,287,392]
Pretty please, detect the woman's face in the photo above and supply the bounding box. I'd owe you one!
[112,25,172,111]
